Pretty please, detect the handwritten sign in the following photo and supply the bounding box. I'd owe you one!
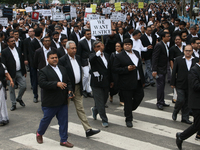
[0,18,8,26]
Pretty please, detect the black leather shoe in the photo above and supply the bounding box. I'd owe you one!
[126,121,133,128]
[144,82,150,88]
[172,112,177,121]
[10,105,16,111]
[87,93,93,98]
[176,132,183,150]
[86,129,101,137]
[181,119,193,124]
[157,104,163,110]
[163,103,170,107]
[172,99,176,103]
[33,98,38,103]
[105,105,108,108]
[16,99,25,107]
[82,91,88,98]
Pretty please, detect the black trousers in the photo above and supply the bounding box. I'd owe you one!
[121,81,144,122]
[156,74,166,106]
[110,87,123,102]
[174,89,190,121]
[180,109,200,140]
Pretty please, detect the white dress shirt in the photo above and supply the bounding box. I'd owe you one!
[68,54,81,84]
[9,47,21,71]
[131,37,147,56]
[63,46,68,54]
[50,65,62,82]
[145,33,152,44]
[53,39,60,48]
[162,41,169,57]
[43,46,51,65]
[136,22,146,31]
[183,56,194,71]
[125,50,140,80]
[15,39,20,47]
[192,34,198,37]
[86,38,92,51]
[96,51,108,68]
[119,33,123,42]
[75,32,80,41]
[61,26,68,37]
[193,49,199,58]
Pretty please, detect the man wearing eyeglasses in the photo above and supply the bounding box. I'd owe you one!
[171,45,198,125]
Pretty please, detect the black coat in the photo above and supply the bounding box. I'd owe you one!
[1,47,26,78]
[50,40,62,49]
[170,56,198,89]
[115,33,124,43]
[34,47,57,70]
[89,52,111,88]
[23,37,31,61]
[140,33,156,60]
[188,64,200,109]
[58,54,83,94]
[169,45,184,62]
[104,35,118,56]
[57,46,67,58]
[69,31,81,46]
[186,34,200,44]
[152,41,169,74]
[113,50,145,90]
[77,39,95,67]
[29,38,43,67]
[38,65,73,107]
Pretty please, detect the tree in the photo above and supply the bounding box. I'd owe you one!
[175,0,181,16]
[189,0,193,18]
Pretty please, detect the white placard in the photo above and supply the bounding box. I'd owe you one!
[102,7,111,14]
[90,19,112,36]
[88,14,100,20]
[70,12,77,19]
[42,9,52,16]
[85,8,92,13]
[0,10,2,17]
[70,6,76,13]
[35,9,44,14]
[52,12,64,21]
[0,18,8,26]
[25,7,33,12]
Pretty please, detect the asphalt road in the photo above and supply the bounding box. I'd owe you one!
[0,73,200,150]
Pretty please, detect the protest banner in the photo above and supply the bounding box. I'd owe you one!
[102,8,111,14]
[0,18,8,26]
[70,6,77,19]
[85,8,92,13]
[31,12,39,22]
[52,12,64,21]
[115,2,121,11]
[138,2,144,9]
[3,8,13,21]
[90,4,96,13]
[25,7,33,12]
[35,9,44,14]
[90,19,112,36]
[0,9,2,17]
[63,6,70,13]
[88,14,100,20]
[42,9,52,16]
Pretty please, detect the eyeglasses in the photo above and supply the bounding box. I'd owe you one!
[184,50,193,52]
[95,45,101,48]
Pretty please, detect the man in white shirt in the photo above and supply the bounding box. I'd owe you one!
[58,41,100,137]
[131,30,152,56]
[1,37,27,111]
[191,37,200,58]
[171,45,198,125]
[51,31,61,49]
